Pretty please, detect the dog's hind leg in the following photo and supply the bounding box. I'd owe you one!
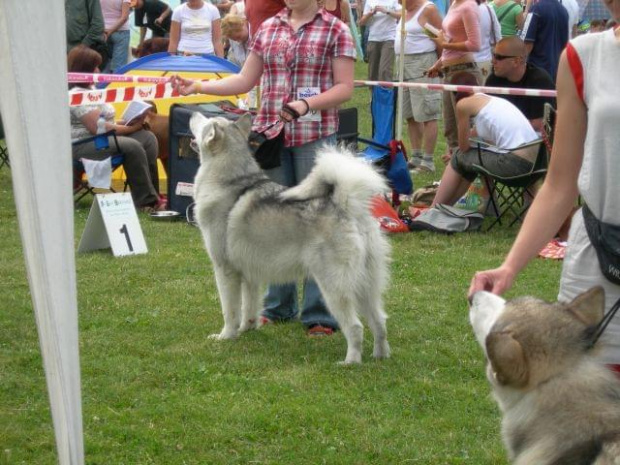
[316,278,364,364]
[209,264,242,340]
[357,286,390,359]
[238,280,262,333]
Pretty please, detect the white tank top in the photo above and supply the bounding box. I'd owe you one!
[474,94,539,149]
[571,29,620,224]
[394,2,437,55]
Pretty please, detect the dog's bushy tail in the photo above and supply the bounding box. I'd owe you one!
[280,146,388,211]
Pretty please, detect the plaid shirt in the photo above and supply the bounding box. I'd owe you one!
[249,8,356,147]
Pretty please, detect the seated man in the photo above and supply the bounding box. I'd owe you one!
[485,36,555,132]
[432,72,540,207]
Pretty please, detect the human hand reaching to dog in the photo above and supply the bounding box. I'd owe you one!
[468,266,516,300]
[170,75,200,96]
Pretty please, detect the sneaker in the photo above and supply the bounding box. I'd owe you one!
[260,316,273,326]
[413,161,436,173]
[307,324,335,337]
[407,157,423,170]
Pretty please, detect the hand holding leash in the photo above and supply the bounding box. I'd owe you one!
[279,99,311,122]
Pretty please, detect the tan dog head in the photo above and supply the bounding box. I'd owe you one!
[470,287,605,390]
[189,112,252,163]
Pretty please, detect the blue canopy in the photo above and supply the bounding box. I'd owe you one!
[116,52,241,75]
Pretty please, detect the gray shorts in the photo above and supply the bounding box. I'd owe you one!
[400,52,442,122]
[450,146,534,182]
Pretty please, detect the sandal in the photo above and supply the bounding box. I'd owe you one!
[307,325,335,337]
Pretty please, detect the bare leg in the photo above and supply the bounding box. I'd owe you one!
[432,163,472,206]
[423,120,438,156]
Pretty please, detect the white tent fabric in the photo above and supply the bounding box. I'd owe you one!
[0,2,84,464]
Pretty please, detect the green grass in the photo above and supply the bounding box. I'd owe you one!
[0,68,563,464]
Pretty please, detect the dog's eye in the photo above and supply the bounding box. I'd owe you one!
[190,139,199,154]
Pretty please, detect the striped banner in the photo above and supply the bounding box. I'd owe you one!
[69,83,180,106]
[68,72,169,85]
[354,79,557,98]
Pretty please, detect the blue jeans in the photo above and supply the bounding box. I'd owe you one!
[104,29,130,73]
[262,135,340,330]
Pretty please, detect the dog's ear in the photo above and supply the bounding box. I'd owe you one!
[486,331,529,387]
[566,286,605,327]
[189,112,209,140]
[234,113,252,137]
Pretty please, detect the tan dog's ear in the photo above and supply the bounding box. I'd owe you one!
[486,331,529,387]
[235,113,252,137]
[567,286,605,327]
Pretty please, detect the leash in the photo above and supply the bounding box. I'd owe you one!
[587,297,620,350]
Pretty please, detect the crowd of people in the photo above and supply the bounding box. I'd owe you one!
[64,0,620,371]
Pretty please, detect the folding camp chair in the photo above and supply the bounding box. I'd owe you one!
[358,86,413,205]
[73,130,127,205]
[0,113,9,169]
[471,137,549,231]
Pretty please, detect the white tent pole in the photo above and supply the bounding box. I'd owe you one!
[395,1,406,142]
[0,2,84,464]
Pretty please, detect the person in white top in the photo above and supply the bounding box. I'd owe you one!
[470,0,620,373]
[359,0,402,81]
[101,0,132,73]
[432,71,539,207]
[474,0,502,79]
[168,0,224,56]
[394,0,443,172]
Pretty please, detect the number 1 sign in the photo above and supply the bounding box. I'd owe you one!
[78,193,148,257]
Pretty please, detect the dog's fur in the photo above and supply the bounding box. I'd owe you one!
[132,37,170,58]
[189,112,391,364]
[470,288,620,464]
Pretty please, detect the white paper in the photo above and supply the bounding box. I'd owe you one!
[120,100,151,125]
[297,87,321,122]
[80,157,112,189]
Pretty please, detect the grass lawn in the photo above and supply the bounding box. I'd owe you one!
[0,64,563,464]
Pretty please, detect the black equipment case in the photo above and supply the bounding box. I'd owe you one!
[167,102,243,215]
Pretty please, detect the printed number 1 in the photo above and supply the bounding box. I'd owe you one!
[119,224,134,252]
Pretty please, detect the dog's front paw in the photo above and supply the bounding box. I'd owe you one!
[339,351,362,365]
[208,328,238,340]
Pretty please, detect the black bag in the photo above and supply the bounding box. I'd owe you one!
[582,203,620,285]
[248,127,284,170]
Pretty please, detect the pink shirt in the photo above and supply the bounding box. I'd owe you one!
[101,0,131,31]
[249,8,356,147]
[441,0,481,62]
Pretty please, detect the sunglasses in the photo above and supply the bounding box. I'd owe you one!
[493,53,519,61]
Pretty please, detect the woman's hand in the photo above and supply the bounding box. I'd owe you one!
[170,75,199,95]
[429,31,447,48]
[426,60,443,78]
[279,100,310,123]
[468,266,516,300]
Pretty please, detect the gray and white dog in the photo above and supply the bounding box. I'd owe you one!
[470,287,620,464]
[189,112,391,364]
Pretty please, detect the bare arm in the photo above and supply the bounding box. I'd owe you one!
[281,56,355,121]
[172,51,264,95]
[469,51,586,296]
[79,109,147,136]
[212,19,224,57]
[168,20,181,54]
[456,101,473,152]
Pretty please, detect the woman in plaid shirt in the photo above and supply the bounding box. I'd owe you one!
[172,0,356,337]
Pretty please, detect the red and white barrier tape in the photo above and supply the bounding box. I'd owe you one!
[68,72,169,84]
[69,82,180,106]
[354,79,557,98]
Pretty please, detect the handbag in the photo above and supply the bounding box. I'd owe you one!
[582,203,620,285]
[409,204,484,234]
[247,125,284,170]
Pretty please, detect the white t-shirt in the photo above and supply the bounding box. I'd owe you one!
[171,2,221,54]
[561,0,579,38]
[474,3,502,62]
[363,0,402,42]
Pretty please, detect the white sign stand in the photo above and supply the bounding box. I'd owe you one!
[78,193,148,257]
